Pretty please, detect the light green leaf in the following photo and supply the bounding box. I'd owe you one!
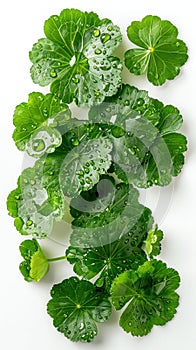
[47,277,112,342]
[19,239,49,282]
[111,259,180,336]
[125,15,188,85]
[143,225,163,257]
[7,154,65,238]
[30,9,122,106]
[13,92,70,157]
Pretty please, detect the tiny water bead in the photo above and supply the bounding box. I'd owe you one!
[100,33,111,43]
[50,69,57,78]
[95,48,102,55]
[32,139,45,152]
[93,29,100,37]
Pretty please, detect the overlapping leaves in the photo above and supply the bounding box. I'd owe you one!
[111,259,180,336]
[89,84,187,187]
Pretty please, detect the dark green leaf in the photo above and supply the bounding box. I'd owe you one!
[66,241,147,293]
[47,277,112,342]
[125,15,188,85]
[30,9,122,106]
[111,259,180,336]
[19,239,49,282]
[13,92,70,157]
[70,177,152,248]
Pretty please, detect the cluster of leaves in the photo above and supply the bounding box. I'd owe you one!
[7,9,188,344]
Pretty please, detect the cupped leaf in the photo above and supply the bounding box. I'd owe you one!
[70,176,152,248]
[7,154,65,238]
[111,259,180,336]
[143,225,163,257]
[47,277,112,342]
[30,9,122,106]
[13,92,70,157]
[19,239,49,282]
[59,137,113,198]
[125,15,188,85]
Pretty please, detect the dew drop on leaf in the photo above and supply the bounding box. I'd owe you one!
[32,139,45,152]
[50,69,57,78]
[100,33,111,43]
[93,29,100,37]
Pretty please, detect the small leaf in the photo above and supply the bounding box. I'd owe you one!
[111,259,180,336]
[125,15,188,85]
[143,225,163,257]
[47,277,112,342]
[13,92,70,157]
[30,9,122,106]
[19,239,49,282]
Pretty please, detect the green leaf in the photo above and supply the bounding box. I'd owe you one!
[30,9,122,106]
[143,225,163,257]
[19,239,49,282]
[13,92,70,157]
[111,259,180,336]
[47,277,112,342]
[7,154,65,238]
[66,241,147,293]
[89,84,163,128]
[70,176,153,248]
[125,15,188,85]
[59,137,113,197]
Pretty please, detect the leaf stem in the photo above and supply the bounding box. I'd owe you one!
[47,256,67,263]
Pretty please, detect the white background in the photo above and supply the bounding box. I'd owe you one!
[0,0,196,349]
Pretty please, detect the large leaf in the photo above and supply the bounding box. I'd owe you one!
[13,92,70,157]
[111,259,180,336]
[70,176,152,248]
[19,239,49,282]
[30,9,122,106]
[59,137,113,197]
[7,154,65,238]
[66,241,147,293]
[47,277,112,342]
[125,15,188,85]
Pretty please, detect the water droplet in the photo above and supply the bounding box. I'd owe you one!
[137,98,144,106]
[30,179,36,185]
[53,15,58,21]
[71,138,79,146]
[125,100,129,106]
[14,195,20,200]
[49,171,54,175]
[50,69,57,78]
[176,41,180,46]
[84,167,90,174]
[95,48,102,55]
[32,139,45,152]
[107,25,113,31]
[86,177,92,184]
[26,219,33,226]
[93,29,100,37]
[72,77,79,84]
[95,91,100,97]
[101,33,111,43]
